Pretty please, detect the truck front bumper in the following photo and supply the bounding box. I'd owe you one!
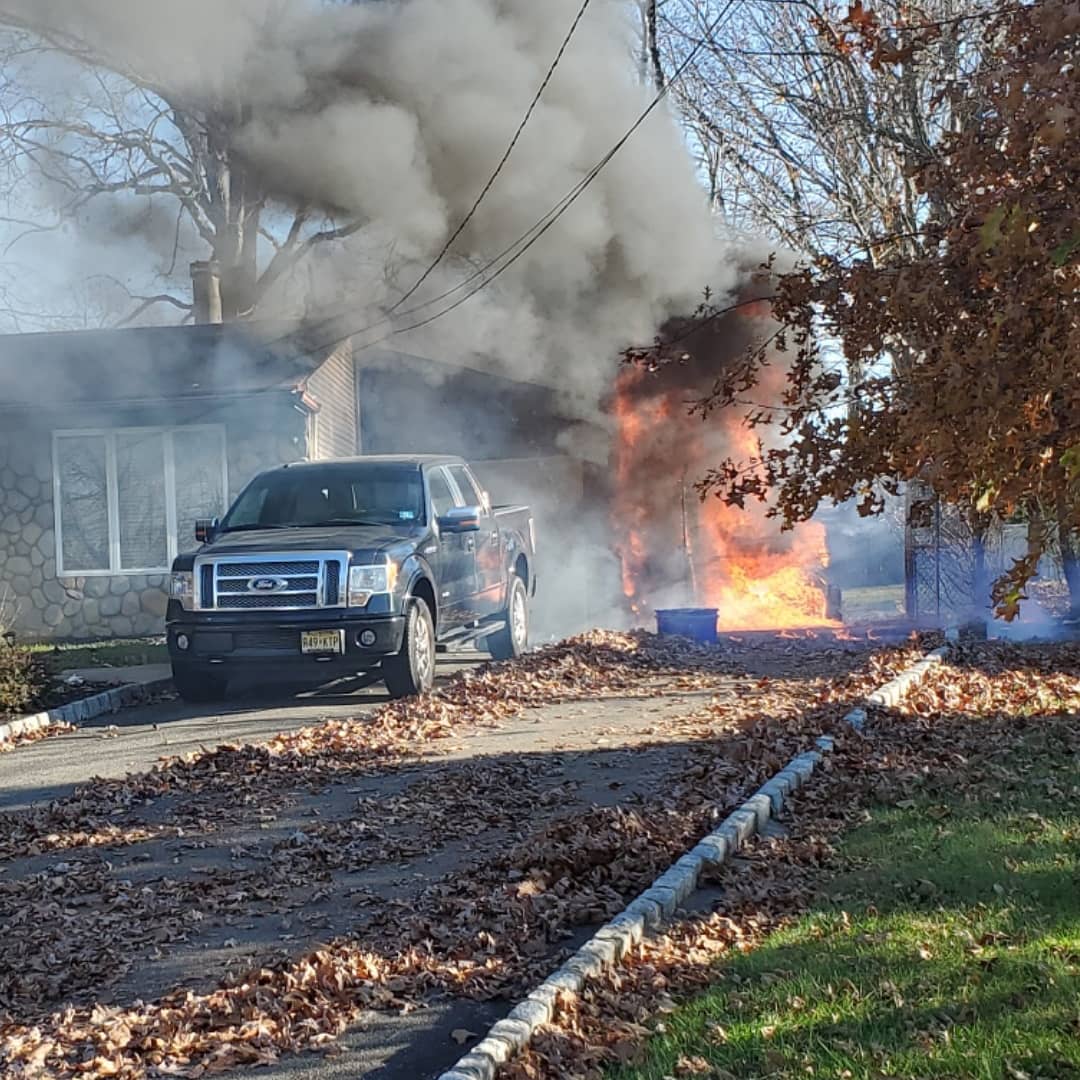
[166,607,406,678]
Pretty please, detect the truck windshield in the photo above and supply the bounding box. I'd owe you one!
[221,465,426,530]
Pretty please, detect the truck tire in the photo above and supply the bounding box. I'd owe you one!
[172,663,229,704]
[383,597,436,699]
[487,575,529,661]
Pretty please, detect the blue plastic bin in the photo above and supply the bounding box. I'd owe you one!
[655,608,718,644]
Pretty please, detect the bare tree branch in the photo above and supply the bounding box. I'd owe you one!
[659,0,993,264]
[113,291,192,326]
[0,11,365,324]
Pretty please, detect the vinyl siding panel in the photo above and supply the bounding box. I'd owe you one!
[307,342,358,459]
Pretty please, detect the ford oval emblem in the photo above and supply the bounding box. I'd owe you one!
[249,576,289,593]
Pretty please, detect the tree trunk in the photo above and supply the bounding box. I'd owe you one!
[643,1,664,90]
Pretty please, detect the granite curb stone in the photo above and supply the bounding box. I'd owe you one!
[0,675,173,746]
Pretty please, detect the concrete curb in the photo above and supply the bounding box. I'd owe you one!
[0,677,173,747]
[437,645,950,1080]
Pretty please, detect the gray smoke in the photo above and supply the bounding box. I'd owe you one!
[0,0,750,638]
[1,0,737,399]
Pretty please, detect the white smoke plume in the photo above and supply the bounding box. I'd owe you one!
[0,0,738,399]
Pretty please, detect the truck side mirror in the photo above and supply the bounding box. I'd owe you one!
[195,517,218,543]
[438,506,482,533]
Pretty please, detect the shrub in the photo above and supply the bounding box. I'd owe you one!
[0,586,49,716]
[0,643,48,717]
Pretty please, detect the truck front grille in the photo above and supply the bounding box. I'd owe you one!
[199,565,214,609]
[218,560,319,577]
[193,552,349,611]
[217,593,320,610]
[325,561,341,606]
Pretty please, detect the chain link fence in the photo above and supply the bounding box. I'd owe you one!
[904,482,1073,623]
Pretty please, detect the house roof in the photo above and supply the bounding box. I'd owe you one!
[0,322,326,410]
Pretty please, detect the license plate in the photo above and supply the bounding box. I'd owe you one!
[301,630,345,654]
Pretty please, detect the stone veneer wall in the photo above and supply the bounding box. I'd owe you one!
[0,406,306,642]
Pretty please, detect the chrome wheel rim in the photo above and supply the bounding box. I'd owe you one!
[511,586,527,649]
[414,609,434,686]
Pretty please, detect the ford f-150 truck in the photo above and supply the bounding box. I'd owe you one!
[166,455,535,702]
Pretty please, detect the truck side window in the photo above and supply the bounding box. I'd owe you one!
[448,465,483,510]
[428,469,457,519]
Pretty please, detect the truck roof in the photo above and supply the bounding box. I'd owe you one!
[277,454,464,471]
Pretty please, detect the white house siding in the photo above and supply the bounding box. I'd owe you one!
[307,341,358,459]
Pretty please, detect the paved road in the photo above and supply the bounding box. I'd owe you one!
[0,658,480,812]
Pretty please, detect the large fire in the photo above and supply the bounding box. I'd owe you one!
[611,323,834,632]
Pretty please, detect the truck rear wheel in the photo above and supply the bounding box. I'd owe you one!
[487,576,529,661]
[172,663,229,704]
[383,597,436,699]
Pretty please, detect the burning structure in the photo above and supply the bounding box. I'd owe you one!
[610,301,834,631]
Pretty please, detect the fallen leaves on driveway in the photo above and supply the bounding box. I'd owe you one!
[0,632,739,862]
[0,631,931,1077]
[0,720,75,753]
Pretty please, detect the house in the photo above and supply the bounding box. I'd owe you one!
[0,318,612,641]
[0,321,357,640]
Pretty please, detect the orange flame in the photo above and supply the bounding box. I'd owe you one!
[612,360,835,632]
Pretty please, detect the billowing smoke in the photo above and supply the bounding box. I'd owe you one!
[0,0,756,639]
[1,0,738,399]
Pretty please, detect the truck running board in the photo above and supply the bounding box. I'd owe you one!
[436,620,506,653]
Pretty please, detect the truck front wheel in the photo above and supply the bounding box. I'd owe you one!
[172,663,229,704]
[383,597,436,699]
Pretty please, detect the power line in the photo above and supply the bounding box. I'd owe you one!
[292,0,741,360]
[384,0,741,332]
[283,0,596,353]
[388,0,595,314]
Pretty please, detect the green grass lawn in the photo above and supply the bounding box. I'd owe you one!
[612,727,1080,1080]
[29,637,168,673]
[840,584,906,621]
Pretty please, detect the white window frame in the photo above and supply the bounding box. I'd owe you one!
[53,425,228,577]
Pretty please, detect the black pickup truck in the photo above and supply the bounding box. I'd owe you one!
[166,455,535,702]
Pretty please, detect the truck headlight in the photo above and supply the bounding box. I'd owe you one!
[348,560,398,607]
[170,571,195,610]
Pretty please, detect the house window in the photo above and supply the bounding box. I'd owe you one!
[53,426,228,575]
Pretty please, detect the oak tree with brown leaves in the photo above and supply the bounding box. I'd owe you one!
[695,0,1080,620]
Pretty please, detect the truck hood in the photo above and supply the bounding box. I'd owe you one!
[198,523,426,558]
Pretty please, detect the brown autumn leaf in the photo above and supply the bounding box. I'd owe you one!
[675,1055,715,1076]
